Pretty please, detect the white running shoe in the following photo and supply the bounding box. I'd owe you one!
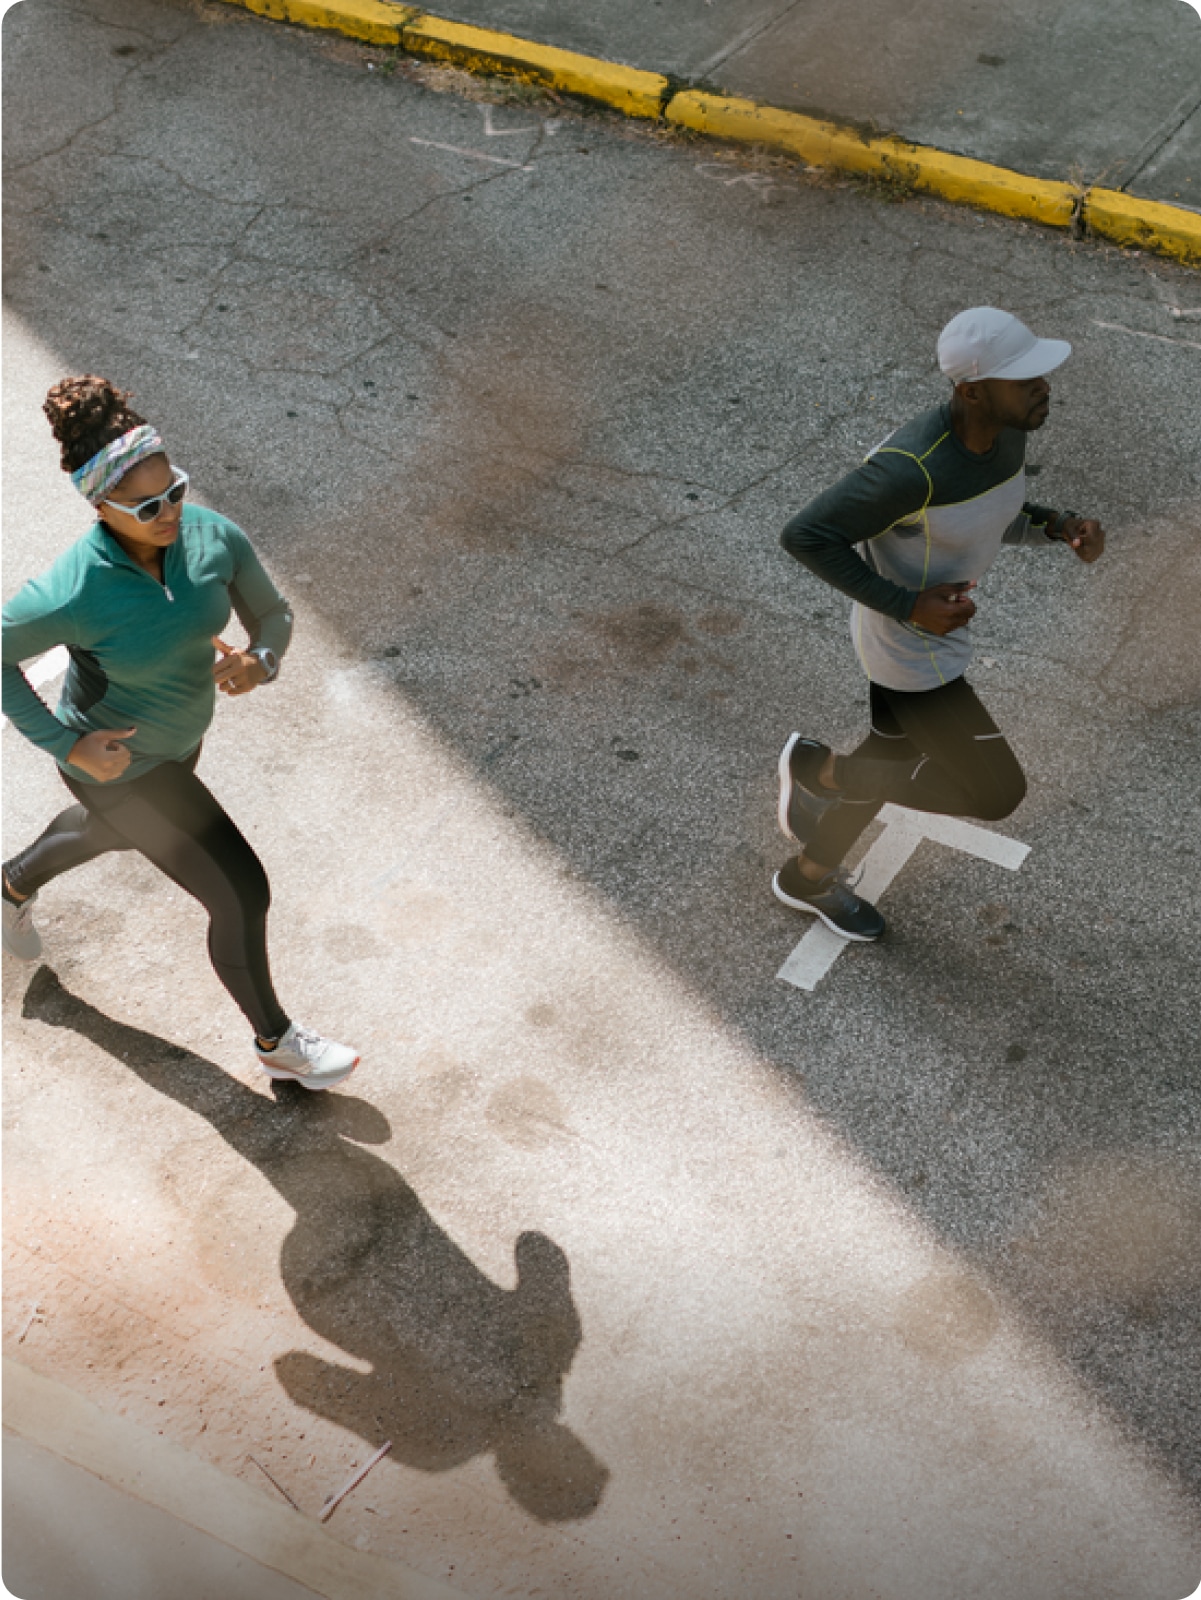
[256,1023,360,1091]
[2,890,42,961]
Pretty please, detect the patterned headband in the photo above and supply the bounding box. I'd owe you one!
[70,425,164,506]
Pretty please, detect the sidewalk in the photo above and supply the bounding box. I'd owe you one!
[4,1360,468,1600]
[4,2,1201,1597]
[417,0,1201,211]
[229,0,1201,258]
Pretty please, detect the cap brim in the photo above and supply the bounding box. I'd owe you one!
[984,337,1072,381]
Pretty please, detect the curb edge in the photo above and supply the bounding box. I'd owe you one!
[218,0,1201,263]
[3,1357,471,1600]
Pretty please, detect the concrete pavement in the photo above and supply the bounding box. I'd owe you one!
[221,0,1201,259]
[4,1,1201,1597]
[4,1359,468,1599]
[409,0,1201,212]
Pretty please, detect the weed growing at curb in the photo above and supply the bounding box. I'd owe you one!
[847,166,920,206]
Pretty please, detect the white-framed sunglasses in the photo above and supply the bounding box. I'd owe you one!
[102,467,190,525]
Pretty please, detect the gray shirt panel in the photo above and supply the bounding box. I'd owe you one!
[782,404,1061,690]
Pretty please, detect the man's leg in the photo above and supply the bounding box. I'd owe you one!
[775,676,1025,938]
[802,674,1026,867]
[796,684,920,874]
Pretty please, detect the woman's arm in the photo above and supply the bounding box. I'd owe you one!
[225,526,293,661]
[2,582,83,765]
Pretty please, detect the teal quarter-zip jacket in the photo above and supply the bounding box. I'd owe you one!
[2,506,292,783]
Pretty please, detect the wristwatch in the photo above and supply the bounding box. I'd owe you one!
[1051,509,1079,540]
[249,646,280,682]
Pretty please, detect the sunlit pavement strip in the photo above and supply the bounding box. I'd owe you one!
[3,1359,471,1600]
[778,806,1031,992]
[4,9,1201,1590]
[6,505,1199,1597]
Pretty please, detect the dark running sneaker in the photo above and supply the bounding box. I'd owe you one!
[777,732,839,845]
[772,856,885,942]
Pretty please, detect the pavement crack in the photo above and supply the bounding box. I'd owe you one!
[173,205,270,340]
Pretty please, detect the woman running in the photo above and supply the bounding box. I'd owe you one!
[2,375,359,1091]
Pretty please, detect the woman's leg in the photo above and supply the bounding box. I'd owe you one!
[73,760,290,1041]
[4,800,133,900]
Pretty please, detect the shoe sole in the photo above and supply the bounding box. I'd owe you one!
[3,897,42,961]
[258,1055,361,1092]
[772,871,883,942]
[777,732,803,843]
[776,732,837,846]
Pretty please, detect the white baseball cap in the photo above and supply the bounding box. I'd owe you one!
[937,307,1071,383]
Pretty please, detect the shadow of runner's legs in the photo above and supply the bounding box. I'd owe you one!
[19,966,609,1523]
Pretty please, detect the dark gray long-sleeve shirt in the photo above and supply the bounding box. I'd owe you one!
[782,403,1062,690]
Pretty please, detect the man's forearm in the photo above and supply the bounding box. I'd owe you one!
[781,516,917,620]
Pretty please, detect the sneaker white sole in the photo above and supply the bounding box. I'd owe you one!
[258,1055,360,1092]
[777,732,802,843]
[771,871,881,942]
[2,907,42,961]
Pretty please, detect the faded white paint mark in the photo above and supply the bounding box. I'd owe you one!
[1092,319,1201,354]
[410,137,534,171]
[481,105,538,139]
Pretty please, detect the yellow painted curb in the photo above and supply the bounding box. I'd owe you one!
[399,15,668,118]
[227,0,418,47]
[217,0,1200,264]
[667,91,1079,230]
[4,1358,471,1600]
[1083,188,1201,267]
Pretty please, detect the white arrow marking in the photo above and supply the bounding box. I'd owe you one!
[777,803,1030,992]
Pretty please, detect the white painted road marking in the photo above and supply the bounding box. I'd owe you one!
[695,162,778,199]
[409,137,534,171]
[777,802,1030,992]
[1,646,70,730]
[1093,318,1201,354]
[481,105,538,139]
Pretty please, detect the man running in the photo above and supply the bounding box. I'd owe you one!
[775,306,1105,941]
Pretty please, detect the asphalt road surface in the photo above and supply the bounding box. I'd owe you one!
[4,3,1201,1598]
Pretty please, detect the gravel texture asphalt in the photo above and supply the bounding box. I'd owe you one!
[3,3,1200,1598]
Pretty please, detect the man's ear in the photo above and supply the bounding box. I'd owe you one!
[955,379,982,406]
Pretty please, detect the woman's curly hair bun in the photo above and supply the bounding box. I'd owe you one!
[43,375,148,473]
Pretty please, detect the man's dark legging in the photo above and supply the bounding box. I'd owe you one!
[4,750,289,1040]
[805,674,1027,870]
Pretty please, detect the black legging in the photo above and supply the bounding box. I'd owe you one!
[805,674,1027,869]
[4,748,289,1040]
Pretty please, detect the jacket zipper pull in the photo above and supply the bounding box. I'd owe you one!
[164,584,175,602]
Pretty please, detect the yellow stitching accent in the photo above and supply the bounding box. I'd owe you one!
[872,443,948,683]
[873,446,936,586]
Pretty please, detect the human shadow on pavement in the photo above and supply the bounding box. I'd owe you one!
[21,965,609,1523]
